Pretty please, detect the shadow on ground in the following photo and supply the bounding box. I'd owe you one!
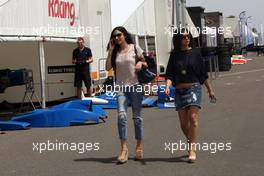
[74,155,189,165]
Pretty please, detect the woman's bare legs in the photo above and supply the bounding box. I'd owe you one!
[178,109,190,140]
[187,106,200,162]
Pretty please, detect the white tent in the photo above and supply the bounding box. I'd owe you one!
[205,27,218,47]
[0,0,112,106]
[223,17,240,39]
[124,0,199,37]
[259,32,264,45]
[123,0,156,36]
[123,0,198,74]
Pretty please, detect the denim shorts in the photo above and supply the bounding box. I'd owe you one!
[174,83,202,111]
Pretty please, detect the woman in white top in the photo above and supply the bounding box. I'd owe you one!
[106,26,147,164]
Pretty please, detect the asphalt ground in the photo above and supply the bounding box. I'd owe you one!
[0,55,264,176]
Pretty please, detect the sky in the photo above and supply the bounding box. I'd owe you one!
[111,0,264,32]
[111,0,143,28]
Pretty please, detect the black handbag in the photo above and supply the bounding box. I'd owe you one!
[134,45,156,84]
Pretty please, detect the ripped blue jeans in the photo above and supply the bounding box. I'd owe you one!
[117,85,144,140]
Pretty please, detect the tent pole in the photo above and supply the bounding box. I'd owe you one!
[144,35,149,55]
[38,41,46,108]
[175,0,181,27]
[172,0,175,26]
[154,0,160,76]
[181,0,186,27]
[135,35,139,45]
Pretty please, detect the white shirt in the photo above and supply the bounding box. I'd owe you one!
[115,44,143,86]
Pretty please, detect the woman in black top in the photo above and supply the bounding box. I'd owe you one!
[165,28,216,163]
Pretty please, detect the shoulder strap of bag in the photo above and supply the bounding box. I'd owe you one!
[134,44,140,63]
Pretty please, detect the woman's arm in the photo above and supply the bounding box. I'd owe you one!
[135,54,148,71]
[165,54,174,96]
[204,79,216,99]
[106,49,113,71]
[135,45,147,71]
[139,56,148,68]
[204,79,213,93]
[165,79,172,96]
[196,51,209,84]
[196,51,216,99]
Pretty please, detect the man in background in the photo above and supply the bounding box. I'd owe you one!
[72,37,93,99]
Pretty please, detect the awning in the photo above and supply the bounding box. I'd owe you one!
[0,0,81,38]
[0,36,77,42]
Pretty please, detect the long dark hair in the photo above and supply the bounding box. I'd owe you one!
[107,26,134,69]
[171,28,193,53]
